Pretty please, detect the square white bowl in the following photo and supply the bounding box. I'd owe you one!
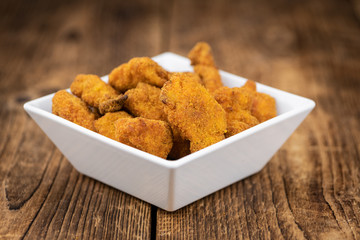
[24,52,315,211]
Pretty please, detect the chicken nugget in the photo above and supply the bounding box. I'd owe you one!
[160,72,227,153]
[227,109,259,127]
[242,79,257,91]
[94,111,132,140]
[70,74,126,114]
[124,82,167,121]
[240,80,277,122]
[114,117,173,159]
[188,42,223,94]
[225,110,259,137]
[124,81,190,158]
[109,57,169,92]
[214,86,259,137]
[52,90,96,131]
[226,121,250,138]
[214,86,253,112]
[252,92,277,122]
[99,94,128,115]
[193,65,223,94]
[188,42,216,67]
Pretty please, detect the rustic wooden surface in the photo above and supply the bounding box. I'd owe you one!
[0,0,359,239]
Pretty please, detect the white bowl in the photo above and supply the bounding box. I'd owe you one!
[24,52,315,211]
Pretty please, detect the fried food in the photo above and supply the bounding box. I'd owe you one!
[251,92,277,122]
[70,74,126,114]
[242,79,257,91]
[99,94,128,115]
[51,43,279,160]
[160,72,227,153]
[214,86,253,111]
[52,90,96,131]
[226,121,251,138]
[188,42,216,67]
[123,80,192,159]
[94,111,132,140]
[225,109,259,137]
[188,42,223,94]
[114,117,173,159]
[109,57,169,92]
[124,82,167,121]
[241,80,277,122]
[213,86,259,137]
[193,65,222,94]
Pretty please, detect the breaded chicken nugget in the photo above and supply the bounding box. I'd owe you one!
[124,81,191,158]
[109,57,169,92]
[214,86,253,112]
[241,80,277,122]
[194,65,222,94]
[94,111,132,140]
[251,92,277,122]
[214,86,259,137]
[188,42,216,67]
[70,74,126,114]
[98,95,128,115]
[160,73,227,153]
[226,121,250,138]
[124,82,167,121]
[114,117,173,159]
[227,109,259,127]
[188,42,223,94]
[52,90,96,131]
[242,79,257,91]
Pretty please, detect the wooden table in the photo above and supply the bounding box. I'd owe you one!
[1,0,359,239]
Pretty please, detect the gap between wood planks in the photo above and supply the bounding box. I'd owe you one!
[151,205,157,240]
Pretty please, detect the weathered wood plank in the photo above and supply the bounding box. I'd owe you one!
[157,0,360,239]
[1,0,359,239]
[0,0,166,238]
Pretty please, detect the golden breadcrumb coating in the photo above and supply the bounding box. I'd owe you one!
[94,111,132,140]
[214,86,253,112]
[227,109,259,127]
[124,82,167,121]
[98,94,128,115]
[188,42,223,94]
[123,81,190,158]
[114,117,173,159]
[70,74,125,114]
[160,72,227,153]
[109,63,132,92]
[194,65,223,94]
[252,92,277,122]
[52,90,96,131]
[188,42,216,67]
[214,86,259,137]
[240,80,277,122]
[242,79,257,91]
[109,57,169,92]
[226,121,251,138]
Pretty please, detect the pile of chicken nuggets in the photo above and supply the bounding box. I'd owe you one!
[52,42,277,159]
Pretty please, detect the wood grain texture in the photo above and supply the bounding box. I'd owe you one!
[0,0,162,239]
[157,0,360,239]
[0,0,359,239]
